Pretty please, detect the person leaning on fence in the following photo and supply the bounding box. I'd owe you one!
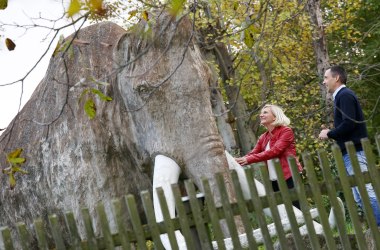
[318,65,380,226]
[234,104,303,209]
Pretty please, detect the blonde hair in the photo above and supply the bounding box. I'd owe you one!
[262,104,290,126]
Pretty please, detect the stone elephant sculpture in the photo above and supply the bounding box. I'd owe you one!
[0,12,235,248]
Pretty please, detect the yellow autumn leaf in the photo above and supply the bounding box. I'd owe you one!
[67,0,82,17]
[7,148,23,160]
[141,10,149,21]
[89,0,105,15]
[0,0,7,10]
[89,0,102,10]
[128,10,138,20]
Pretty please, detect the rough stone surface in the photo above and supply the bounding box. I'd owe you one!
[364,227,380,250]
[0,13,232,247]
[273,233,362,249]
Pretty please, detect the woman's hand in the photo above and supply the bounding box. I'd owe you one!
[234,157,248,166]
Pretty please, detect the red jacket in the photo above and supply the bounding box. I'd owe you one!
[245,126,303,180]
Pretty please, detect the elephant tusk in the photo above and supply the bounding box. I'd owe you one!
[328,196,345,229]
[153,155,187,250]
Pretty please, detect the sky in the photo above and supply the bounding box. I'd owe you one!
[0,0,82,132]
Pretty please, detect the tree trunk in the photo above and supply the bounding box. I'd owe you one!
[208,58,238,153]
[306,0,333,124]
[213,42,257,155]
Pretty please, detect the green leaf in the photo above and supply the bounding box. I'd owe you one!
[78,89,90,104]
[90,78,110,87]
[243,27,255,48]
[13,167,28,175]
[7,157,26,164]
[84,98,96,119]
[169,0,186,16]
[9,173,16,190]
[2,167,11,174]
[91,88,112,101]
[3,148,28,189]
[52,35,65,57]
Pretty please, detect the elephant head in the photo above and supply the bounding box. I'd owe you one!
[114,13,231,200]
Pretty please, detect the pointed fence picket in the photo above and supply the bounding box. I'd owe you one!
[1,136,380,249]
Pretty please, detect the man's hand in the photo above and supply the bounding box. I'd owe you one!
[319,129,330,140]
[235,157,248,166]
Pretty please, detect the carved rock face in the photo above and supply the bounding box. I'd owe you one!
[116,15,228,191]
[0,13,231,237]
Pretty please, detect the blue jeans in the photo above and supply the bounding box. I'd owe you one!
[343,151,380,226]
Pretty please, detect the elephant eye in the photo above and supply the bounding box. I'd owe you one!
[134,81,155,97]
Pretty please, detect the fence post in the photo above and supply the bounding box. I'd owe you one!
[172,184,199,249]
[185,179,213,250]
[260,167,281,250]
[288,157,321,249]
[16,222,32,250]
[346,142,380,248]
[302,152,337,249]
[126,194,148,250]
[140,191,165,249]
[48,214,66,250]
[65,212,82,249]
[245,167,276,247]
[230,170,257,249]
[1,227,14,250]
[362,138,380,216]
[81,208,99,250]
[332,145,361,250]
[215,173,241,249]
[202,178,226,250]
[273,159,303,249]
[34,219,49,250]
[97,203,115,249]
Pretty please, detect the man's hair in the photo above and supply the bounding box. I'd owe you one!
[329,65,347,84]
[263,104,290,127]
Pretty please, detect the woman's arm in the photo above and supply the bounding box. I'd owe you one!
[234,134,265,166]
[245,127,294,164]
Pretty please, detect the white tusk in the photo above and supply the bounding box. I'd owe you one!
[225,150,267,199]
[153,155,187,250]
[328,196,345,229]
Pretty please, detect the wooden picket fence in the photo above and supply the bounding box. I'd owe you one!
[1,136,380,249]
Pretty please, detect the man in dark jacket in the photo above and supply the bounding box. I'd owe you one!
[319,65,380,226]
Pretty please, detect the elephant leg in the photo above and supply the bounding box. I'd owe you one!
[153,155,187,250]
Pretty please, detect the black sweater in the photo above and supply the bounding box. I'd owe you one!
[327,87,368,155]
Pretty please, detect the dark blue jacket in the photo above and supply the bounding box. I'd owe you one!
[327,87,368,155]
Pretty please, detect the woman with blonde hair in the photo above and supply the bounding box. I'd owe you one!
[235,104,302,208]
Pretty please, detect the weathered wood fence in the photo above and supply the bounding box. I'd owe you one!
[1,137,380,249]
